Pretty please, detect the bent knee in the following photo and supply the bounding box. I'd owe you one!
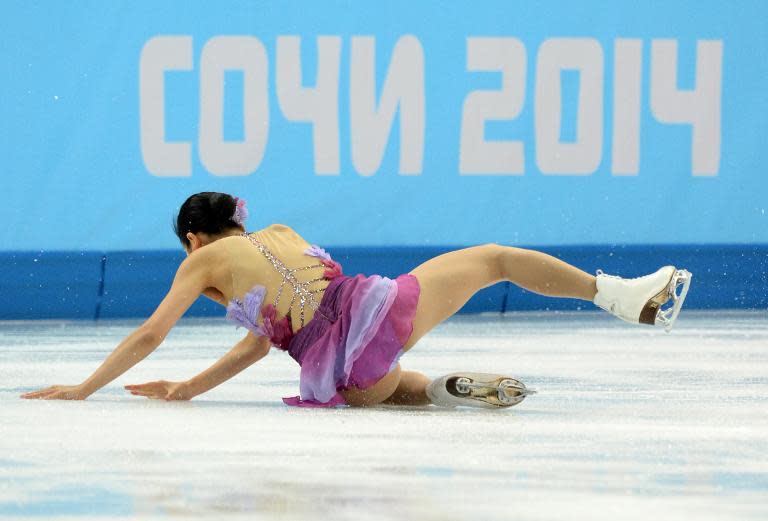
[474,243,509,281]
[340,365,402,407]
[478,243,537,281]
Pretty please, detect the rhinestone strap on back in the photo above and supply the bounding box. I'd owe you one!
[241,232,327,328]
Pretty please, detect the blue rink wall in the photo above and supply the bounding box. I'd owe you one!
[1,1,767,318]
[1,245,766,320]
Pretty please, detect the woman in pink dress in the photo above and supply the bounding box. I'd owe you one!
[21,192,691,408]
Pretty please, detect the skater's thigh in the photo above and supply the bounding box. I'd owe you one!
[405,245,502,351]
[339,364,402,407]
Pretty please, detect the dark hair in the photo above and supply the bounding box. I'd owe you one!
[173,192,243,247]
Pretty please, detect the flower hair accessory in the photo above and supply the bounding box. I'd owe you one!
[232,197,249,227]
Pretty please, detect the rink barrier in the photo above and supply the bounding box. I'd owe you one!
[0,245,766,320]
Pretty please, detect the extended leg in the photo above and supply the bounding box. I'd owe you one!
[497,247,597,300]
[404,244,597,350]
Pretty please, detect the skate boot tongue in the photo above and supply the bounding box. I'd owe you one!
[426,372,535,409]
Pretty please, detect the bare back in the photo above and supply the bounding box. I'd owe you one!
[205,224,330,333]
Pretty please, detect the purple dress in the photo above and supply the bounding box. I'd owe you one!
[225,235,420,407]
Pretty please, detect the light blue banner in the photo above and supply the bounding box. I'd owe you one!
[1,1,766,251]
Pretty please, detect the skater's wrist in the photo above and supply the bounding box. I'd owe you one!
[183,378,205,398]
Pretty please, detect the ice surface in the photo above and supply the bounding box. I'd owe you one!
[1,311,767,520]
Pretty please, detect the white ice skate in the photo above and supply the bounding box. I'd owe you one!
[426,372,536,409]
[593,266,692,332]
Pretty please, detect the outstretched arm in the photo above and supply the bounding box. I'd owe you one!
[125,332,270,400]
[21,247,216,400]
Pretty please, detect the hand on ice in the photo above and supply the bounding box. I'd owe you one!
[21,384,88,400]
[125,380,191,401]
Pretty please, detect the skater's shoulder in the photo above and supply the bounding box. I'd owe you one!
[263,223,307,242]
[266,223,297,234]
[184,239,229,267]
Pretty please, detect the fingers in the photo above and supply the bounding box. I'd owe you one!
[26,390,69,400]
[124,382,163,392]
[125,384,163,399]
[42,391,71,400]
[24,386,57,397]
[128,389,157,398]
[125,382,171,400]
[131,392,159,399]
[125,385,153,395]
[21,387,59,399]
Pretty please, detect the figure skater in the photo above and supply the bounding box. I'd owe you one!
[21,192,691,408]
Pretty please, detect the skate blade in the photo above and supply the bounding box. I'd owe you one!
[654,269,692,332]
[638,266,676,325]
[450,376,535,408]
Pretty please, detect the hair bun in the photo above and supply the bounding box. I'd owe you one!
[211,193,236,225]
[173,192,243,247]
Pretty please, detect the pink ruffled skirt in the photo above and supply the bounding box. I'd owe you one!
[282,273,420,407]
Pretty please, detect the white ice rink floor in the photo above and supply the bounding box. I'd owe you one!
[1,311,767,520]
